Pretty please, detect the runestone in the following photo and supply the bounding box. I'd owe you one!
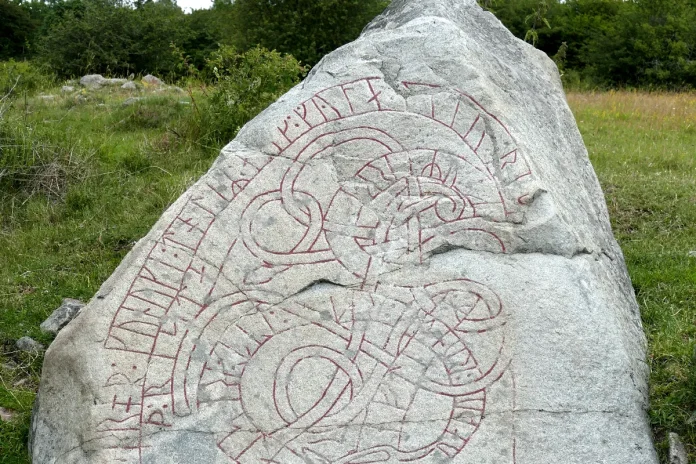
[99,77,527,463]
[31,1,659,463]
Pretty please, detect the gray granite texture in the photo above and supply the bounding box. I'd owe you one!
[31,0,658,463]
[40,298,85,335]
[16,336,43,354]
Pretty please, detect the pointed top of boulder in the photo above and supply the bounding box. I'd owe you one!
[364,0,479,31]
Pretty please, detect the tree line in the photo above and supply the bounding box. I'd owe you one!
[0,0,389,78]
[1,0,696,88]
[489,0,696,89]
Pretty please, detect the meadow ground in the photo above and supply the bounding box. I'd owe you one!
[0,88,694,463]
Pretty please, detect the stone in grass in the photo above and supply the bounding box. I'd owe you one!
[61,86,75,93]
[142,74,164,86]
[31,1,659,463]
[16,337,43,353]
[121,81,138,91]
[0,406,16,422]
[122,97,141,107]
[40,298,85,336]
[80,74,128,89]
[688,250,696,258]
[79,74,105,89]
[669,433,688,464]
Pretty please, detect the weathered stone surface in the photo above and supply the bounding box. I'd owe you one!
[31,1,657,463]
[0,406,16,422]
[40,298,85,335]
[122,97,141,107]
[16,337,43,353]
[669,433,688,464]
[80,74,128,89]
[121,81,138,91]
[61,85,75,93]
[79,74,104,88]
[142,74,164,86]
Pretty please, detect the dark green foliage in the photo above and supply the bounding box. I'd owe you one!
[232,0,390,66]
[37,0,135,76]
[36,0,194,78]
[0,0,35,60]
[199,45,306,143]
[490,0,696,89]
[582,1,696,88]
[0,60,53,94]
[4,0,696,88]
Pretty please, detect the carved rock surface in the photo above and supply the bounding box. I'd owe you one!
[31,1,658,463]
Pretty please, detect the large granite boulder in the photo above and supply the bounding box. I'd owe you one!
[31,1,658,463]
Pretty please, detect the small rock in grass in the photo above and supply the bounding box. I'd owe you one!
[688,250,696,258]
[38,95,55,101]
[0,407,15,422]
[142,74,163,86]
[687,411,696,425]
[80,74,127,89]
[669,433,688,464]
[13,378,28,388]
[122,97,141,106]
[80,74,106,89]
[121,81,137,91]
[61,86,75,93]
[40,298,85,335]
[16,337,44,353]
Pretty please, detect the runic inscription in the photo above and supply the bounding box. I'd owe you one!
[95,77,535,463]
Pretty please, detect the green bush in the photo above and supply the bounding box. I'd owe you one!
[232,0,389,67]
[199,45,306,144]
[0,0,35,60]
[489,0,696,89]
[36,0,195,79]
[0,60,54,96]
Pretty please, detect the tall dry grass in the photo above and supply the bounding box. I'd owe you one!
[567,90,696,132]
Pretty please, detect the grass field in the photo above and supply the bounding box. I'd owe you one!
[0,88,694,463]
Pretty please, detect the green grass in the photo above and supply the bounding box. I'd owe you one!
[0,87,694,463]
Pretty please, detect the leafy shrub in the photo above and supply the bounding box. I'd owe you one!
[0,60,54,96]
[232,0,389,66]
[200,46,306,144]
[0,0,35,60]
[490,0,696,89]
[36,0,193,79]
